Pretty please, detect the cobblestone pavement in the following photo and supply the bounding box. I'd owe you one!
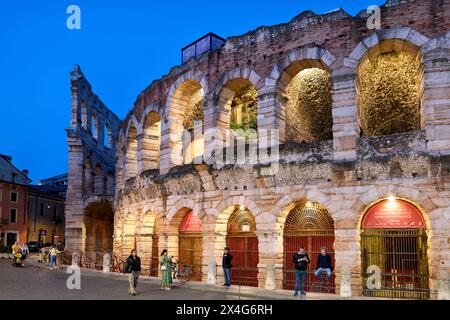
[0,259,252,300]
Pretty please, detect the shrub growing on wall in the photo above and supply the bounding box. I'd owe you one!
[285,68,333,143]
[357,51,421,136]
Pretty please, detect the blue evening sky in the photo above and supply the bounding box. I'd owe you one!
[0,0,384,181]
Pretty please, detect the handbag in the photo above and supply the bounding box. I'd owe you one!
[160,263,167,271]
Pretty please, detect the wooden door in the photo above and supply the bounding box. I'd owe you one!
[150,234,159,277]
[179,234,203,281]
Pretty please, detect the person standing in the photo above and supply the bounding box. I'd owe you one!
[314,246,333,283]
[56,241,65,270]
[160,249,172,291]
[222,247,233,288]
[292,246,310,297]
[124,249,141,296]
[21,243,29,267]
[49,245,58,271]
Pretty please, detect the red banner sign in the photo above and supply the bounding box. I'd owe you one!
[362,199,425,229]
[179,211,202,233]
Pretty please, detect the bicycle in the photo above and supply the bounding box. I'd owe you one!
[171,260,193,283]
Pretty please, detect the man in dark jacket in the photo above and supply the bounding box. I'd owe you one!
[124,249,141,296]
[222,247,233,287]
[314,246,333,282]
[292,246,310,297]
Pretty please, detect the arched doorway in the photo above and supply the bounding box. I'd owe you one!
[283,202,335,293]
[226,207,259,287]
[361,198,429,300]
[83,201,114,256]
[178,210,203,281]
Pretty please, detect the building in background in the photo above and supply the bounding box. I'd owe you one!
[0,154,31,246]
[27,174,67,244]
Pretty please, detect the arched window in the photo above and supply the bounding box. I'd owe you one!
[357,41,423,136]
[285,66,333,143]
[141,112,161,171]
[125,124,138,179]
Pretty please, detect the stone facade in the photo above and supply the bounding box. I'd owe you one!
[67,0,450,299]
[65,66,121,254]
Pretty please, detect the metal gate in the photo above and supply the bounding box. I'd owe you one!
[361,228,429,299]
[283,202,335,293]
[226,208,259,287]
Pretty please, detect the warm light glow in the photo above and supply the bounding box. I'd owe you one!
[240,205,246,211]
[387,197,397,202]
[305,202,313,208]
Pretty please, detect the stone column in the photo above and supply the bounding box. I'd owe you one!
[334,227,361,298]
[257,90,286,143]
[422,46,450,155]
[136,133,145,174]
[256,230,284,290]
[437,270,450,300]
[331,70,360,162]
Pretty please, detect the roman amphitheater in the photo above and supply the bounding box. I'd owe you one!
[65,0,450,299]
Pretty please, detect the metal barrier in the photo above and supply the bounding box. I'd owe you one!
[62,251,141,275]
[283,270,336,294]
[359,271,433,300]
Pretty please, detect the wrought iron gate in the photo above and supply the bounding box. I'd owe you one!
[361,228,430,300]
[283,202,335,293]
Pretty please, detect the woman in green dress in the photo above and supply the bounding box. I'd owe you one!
[160,249,172,290]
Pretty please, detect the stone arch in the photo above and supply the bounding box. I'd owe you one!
[282,201,336,292]
[270,189,335,230]
[166,198,202,223]
[267,46,337,143]
[346,27,429,71]
[210,197,262,287]
[346,27,429,136]
[213,68,263,135]
[161,71,208,172]
[214,195,263,220]
[124,115,139,179]
[349,186,438,297]
[139,106,162,172]
[352,186,434,231]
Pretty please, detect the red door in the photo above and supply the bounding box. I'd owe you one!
[226,236,259,287]
[283,234,335,293]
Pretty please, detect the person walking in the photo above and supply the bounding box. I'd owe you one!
[160,249,172,291]
[56,241,65,270]
[21,243,29,267]
[292,246,310,297]
[124,249,141,296]
[222,247,233,288]
[314,246,333,284]
[49,245,58,271]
